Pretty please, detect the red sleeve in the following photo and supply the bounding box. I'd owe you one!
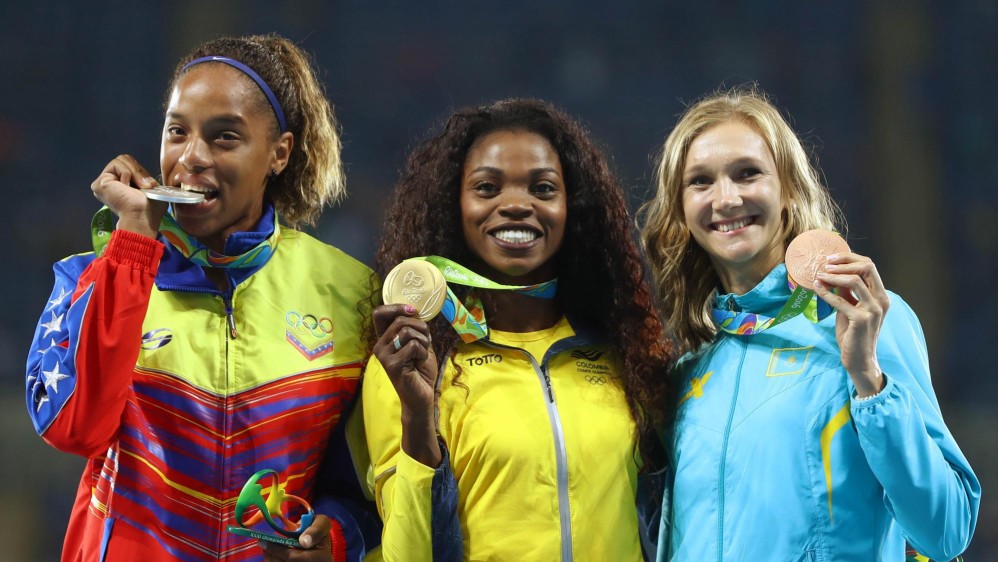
[27,229,164,457]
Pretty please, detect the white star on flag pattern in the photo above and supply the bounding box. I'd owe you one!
[37,338,60,354]
[41,361,70,393]
[47,286,71,309]
[40,310,64,337]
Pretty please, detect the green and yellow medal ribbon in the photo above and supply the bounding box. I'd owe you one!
[711,277,832,336]
[412,256,557,343]
[91,205,279,269]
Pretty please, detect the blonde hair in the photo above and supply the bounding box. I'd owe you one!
[173,34,344,227]
[639,85,845,352]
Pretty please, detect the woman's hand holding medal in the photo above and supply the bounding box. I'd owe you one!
[372,260,448,468]
[789,230,890,398]
[91,154,169,239]
[372,303,439,415]
[91,154,207,240]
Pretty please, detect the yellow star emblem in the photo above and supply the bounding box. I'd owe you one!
[679,371,713,405]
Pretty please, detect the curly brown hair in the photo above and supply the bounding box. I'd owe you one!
[374,98,676,458]
[167,33,343,228]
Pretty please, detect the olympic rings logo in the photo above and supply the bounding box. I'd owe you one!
[585,375,606,385]
[285,311,333,338]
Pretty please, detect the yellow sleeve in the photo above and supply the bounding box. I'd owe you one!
[361,356,437,562]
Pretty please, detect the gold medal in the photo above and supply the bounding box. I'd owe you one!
[382,259,448,321]
[785,229,851,290]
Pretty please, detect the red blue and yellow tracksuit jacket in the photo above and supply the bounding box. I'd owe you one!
[26,209,375,561]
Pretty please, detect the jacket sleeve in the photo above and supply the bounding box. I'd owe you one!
[361,357,462,562]
[637,464,669,562]
[851,293,981,560]
[25,230,163,458]
[312,397,384,562]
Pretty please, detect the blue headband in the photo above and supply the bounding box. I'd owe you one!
[180,56,287,133]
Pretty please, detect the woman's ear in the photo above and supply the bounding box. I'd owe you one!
[271,131,294,176]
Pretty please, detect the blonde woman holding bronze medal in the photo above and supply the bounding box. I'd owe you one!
[363,98,675,561]
[640,86,980,561]
[25,34,378,561]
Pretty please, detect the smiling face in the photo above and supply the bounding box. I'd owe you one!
[681,120,786,294]
[160,63,291,252]
[459,129,567,285]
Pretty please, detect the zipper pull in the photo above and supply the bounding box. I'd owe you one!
[227,311,238,339]
[543,371,554,402]
[223,296,238,339]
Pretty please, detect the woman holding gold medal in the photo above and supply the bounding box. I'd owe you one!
[639,86,980,561]
[363,98,675,561]
[25,34,377,561]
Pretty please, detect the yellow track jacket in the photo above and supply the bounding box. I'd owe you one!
[363,317,646,562]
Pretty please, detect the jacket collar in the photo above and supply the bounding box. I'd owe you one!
[472,314,606,367]
[154,202,277,293]
[714,263,790,318]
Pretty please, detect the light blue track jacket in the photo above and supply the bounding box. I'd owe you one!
[661,264,980,562]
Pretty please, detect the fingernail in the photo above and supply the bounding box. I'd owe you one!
[814,279,824,289]
[823,263,837,271]
[300,534,313,548]
[144,176,157,187]
[826,253,839,261]
[404,305,415,315]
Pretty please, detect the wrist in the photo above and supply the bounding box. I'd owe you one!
[854,373,887,401]
[116,217,159,239]
[400,409,441,468]
[400,406,435,427]
[850,359,884,397]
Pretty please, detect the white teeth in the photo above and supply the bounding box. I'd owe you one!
[716,218,751,233]
[493,229,539,244]
[180,183,214,194]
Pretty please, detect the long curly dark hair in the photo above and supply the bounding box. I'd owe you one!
[374,98,676,459]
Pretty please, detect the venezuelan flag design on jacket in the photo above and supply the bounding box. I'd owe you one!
[26,210,374,562]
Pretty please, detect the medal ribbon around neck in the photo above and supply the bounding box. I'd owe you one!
[91,205,280,269]
[412,256,557,343]
[711,276,832,336]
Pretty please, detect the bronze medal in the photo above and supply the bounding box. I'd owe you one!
[382,259,448,321]
[785,229,850,290]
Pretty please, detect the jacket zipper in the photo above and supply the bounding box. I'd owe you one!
[537,360,573,562]
[155,276,237,558]
[717,339,748,562]
[484,341,574,562]
[223,294,237,339]
[220,286,235,558]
